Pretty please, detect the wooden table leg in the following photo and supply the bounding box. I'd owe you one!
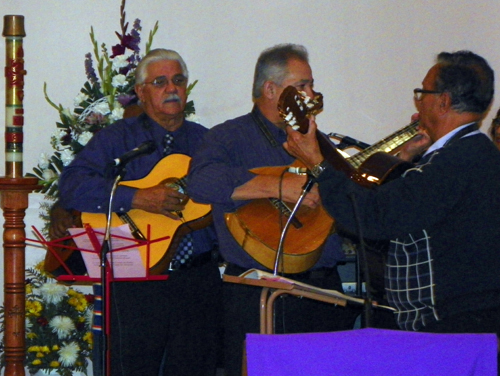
[0,177,39,376]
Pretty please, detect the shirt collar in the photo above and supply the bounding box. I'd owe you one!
[422,122,479,157]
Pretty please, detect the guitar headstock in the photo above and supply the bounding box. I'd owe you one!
[278,86,323,133]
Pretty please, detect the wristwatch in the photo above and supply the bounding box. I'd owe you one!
[310,160,328,178]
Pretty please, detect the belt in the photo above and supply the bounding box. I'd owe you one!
[167,251,214,272]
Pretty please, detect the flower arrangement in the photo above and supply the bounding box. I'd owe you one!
[0,263,94,376]
[27,0,197,234]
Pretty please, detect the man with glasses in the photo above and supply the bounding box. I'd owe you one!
[188,43,361,376]
[284,50,500,344]
[56,49,221,376]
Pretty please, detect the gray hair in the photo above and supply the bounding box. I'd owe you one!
[434,50,494,114]
[135,48,189,84]
[252,44,309,99]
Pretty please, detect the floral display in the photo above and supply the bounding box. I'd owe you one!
[27,0,197,234]
[0,263,94,376]
[29,0,157,198]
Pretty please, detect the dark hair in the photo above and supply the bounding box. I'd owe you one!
[252,44,309,99]
[434,50,494,114]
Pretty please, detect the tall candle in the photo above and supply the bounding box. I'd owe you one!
[3,15,26,178]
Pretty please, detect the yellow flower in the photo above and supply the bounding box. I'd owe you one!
[27,332,37,339]
[26,300,43,317]
[27,346,40,352]
[83,331,92,344]
[32,359,42,366]
[50,360,60,367]
[52,345,59,351]
[41,346,50,353]
[26,284,33,294]
[36,352,44,358]
[67,297,79,306]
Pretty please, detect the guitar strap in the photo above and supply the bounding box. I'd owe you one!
[251,106,280,148]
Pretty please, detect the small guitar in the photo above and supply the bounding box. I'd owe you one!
[44,154,212,276]
[279,86,417,186]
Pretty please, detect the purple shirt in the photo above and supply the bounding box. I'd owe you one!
[59,113,217,256]
[188,108,344,269]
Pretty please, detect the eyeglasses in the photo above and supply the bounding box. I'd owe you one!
[413,88,443,101]
[143,75,187,89]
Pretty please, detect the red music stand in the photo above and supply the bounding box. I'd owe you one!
[27,223,171,376]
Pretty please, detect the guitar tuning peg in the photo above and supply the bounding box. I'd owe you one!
[284,112,294,122]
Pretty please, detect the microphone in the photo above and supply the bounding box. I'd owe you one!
[113,141,156,167]
[329,133,370,150]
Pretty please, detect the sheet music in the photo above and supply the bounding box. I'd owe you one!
[68,224,146,279]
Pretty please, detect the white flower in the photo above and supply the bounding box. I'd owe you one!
[42,169,56,181]
[112,74,128,88]
[50,315,75,339]
[60,149,75,166]
[185,113,201,124]
[61,107,74,119]
[37,282,67,304]
[112,54,129,71]
[109,105,125,122]
[58,341,80,367]
[77,131,94,146]
[93,101,111,115]
[38,152,51,169]
[74,92,89,107]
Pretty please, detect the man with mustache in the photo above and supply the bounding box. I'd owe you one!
[57,49,221,376]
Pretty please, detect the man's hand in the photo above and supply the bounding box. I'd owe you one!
[397,113,432,162]
[132,183,187,219]
[283,116,324,169]
[49,204,82,240]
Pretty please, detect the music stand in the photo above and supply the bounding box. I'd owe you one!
[27,224,170,375]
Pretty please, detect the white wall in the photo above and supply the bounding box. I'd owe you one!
[0,0,499,300]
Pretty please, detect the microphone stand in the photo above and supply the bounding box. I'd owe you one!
[100,167,126,376]
[273,176,316,275]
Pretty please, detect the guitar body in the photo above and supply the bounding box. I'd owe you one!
[225,164,335,274]
[46,154,212,276]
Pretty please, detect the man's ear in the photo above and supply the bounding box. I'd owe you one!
[262,80,277,99]
[438,92,452,114]
[135,84,144,102]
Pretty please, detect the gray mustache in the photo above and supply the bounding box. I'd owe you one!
[163,94,181,103]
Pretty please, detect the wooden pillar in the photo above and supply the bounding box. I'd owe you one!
[0,177,39,376]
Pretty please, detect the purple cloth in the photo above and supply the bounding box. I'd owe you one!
[246,328,497,375]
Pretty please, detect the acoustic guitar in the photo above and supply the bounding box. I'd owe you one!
[225,86,418,274]
[44,154,212,276]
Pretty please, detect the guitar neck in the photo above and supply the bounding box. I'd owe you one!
[347,121,419,169]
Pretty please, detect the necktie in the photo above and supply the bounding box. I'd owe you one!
[162,132,195,269]
[163,133,174,156]
[170,233,194,269]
